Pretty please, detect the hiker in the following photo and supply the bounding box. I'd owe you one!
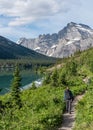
[64,87,74,114]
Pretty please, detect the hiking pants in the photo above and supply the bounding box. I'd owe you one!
[66,100,72,113]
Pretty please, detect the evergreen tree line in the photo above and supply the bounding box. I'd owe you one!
[43,59,78,87]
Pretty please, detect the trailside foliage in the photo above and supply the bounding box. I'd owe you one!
[73,88,93,130]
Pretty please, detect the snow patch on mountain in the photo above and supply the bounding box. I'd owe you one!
[66,37,80,45]
[51,45,57,49]
[34,47,41,50]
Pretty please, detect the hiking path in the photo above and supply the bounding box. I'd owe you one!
[58,95,84,130]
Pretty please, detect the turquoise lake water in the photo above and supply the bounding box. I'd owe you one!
[0,71,41,94]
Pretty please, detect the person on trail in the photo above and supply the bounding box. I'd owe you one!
[64,87,74,114]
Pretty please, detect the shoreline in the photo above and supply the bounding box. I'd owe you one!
[0,78,43,95]
[22,78,43,90]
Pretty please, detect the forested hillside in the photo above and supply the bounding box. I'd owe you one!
[0,35,53,59]
[0,35,57,71]
[0,48,93,130]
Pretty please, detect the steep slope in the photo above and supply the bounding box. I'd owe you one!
[17,22,93,58]
[0,35,55,61]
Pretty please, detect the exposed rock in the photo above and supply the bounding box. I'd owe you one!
[17,22,93,58]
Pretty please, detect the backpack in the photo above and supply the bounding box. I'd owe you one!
[65,90,73,100]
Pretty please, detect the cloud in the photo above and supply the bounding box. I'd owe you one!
[0,25,39,42]
[0,0,80,26]
[0,0,84,42]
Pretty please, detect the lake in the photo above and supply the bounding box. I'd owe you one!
[0,70,41,94]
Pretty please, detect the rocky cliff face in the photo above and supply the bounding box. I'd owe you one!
[17,22,93,58]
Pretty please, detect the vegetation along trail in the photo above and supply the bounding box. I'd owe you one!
[58,94,84,130]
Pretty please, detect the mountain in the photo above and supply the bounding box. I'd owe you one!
[17,22,93,58]
[0,35,55,61]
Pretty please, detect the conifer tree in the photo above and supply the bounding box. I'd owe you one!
[58,69,67,86]
[10,65,22,108]
[51,68,59,87]
[43,73,51,85]
[31,82,37,89]
[70,60,77,75]
[65,60,77,75]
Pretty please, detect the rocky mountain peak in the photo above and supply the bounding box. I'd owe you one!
[79,23,91,29]
[17,22,93,58]
[67,22,77,27]
[66,22,91,29]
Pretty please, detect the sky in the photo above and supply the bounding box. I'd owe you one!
[0,0,93,42]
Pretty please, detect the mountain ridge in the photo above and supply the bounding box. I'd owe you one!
[0,35,56,61]
[17,22,93,58]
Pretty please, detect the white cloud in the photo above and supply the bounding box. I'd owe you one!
[2,0,93,42]
[0,0,80,26]
[0,25,39,42]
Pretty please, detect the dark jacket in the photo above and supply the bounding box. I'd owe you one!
[64,89,74,101]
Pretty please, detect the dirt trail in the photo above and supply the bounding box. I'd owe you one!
[58,95,84,130]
